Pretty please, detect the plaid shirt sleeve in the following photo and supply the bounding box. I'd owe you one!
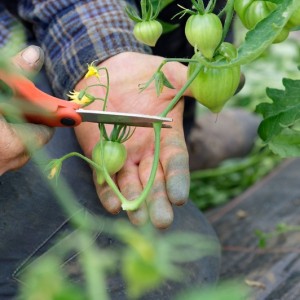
[17,0,151,98]
[0,4,22,48]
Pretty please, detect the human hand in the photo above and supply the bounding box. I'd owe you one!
[74,52,191,228]
[0,46,54,175]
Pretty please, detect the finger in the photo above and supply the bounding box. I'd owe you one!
[12,123,54,150]
[117,161,149,226]
[0,119,54,174]
[160,130,190,206]
[139,155,174,229]
[12,45,44,74]
[93,171,122,215]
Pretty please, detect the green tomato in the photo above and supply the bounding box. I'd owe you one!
[287,7,300,27]
[242,1,276,29]
[92,140,127,185]
[234,0,289,43]
[133,20,163,47]
[234,0,253,21]
[185,13,223,59]
[188,43,241,113]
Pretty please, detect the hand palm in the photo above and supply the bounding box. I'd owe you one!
[75,52,191,228]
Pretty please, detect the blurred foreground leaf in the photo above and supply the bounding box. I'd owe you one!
[175,281,249,300]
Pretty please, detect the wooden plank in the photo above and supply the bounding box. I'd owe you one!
[206,158,300,299]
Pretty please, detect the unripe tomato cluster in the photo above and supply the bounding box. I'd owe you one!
[184,2,299,113]
[184,12,241,113]
[129,1,299,115]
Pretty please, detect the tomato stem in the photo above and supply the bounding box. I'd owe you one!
[99,67,110,111]
[99,123,162,211]
[58,152,100,170]
[219,0,235,45]
[160,63,202,117]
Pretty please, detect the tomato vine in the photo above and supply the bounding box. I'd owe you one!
[47,0,300,212]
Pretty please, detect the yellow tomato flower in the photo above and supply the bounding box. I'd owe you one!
[47,159,62,180]
[67,90,95,107]
[84,63,100,79]
[48,165,59,179]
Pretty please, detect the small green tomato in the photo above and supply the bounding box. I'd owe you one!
[133,20,163,47]
[185,13,223,59]
[92,140,127,185]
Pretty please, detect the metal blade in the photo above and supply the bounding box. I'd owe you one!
[77,109,172,128]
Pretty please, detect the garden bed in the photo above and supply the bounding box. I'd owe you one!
[206,158,300,299]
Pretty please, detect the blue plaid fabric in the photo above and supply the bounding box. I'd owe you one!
[0,1,150,98]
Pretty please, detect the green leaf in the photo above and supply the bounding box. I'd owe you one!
[0,79,13,98]
[122,250,163,299]
[268,0,285,4]
[175,281,249,300]
[256,78,300,142]
[254,230,268,248]
[125,5,142,22]
[151,0,174,11]
[159,19,180,33]
[268,128,300,157]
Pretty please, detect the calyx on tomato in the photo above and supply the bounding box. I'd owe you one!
[185,13,223,60]
[188,43,241,113]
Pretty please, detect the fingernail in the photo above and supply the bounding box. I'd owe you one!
[21,46,43,65]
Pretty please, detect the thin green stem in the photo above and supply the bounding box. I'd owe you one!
[191,0,204,14]
[86,83,107,89]
[220,0,235,44]
[59,152,99,170]
[141,0,147,19]
[190,151,269,180]
[99,123,162,211]
[79,233,109,300]
[100,67,110,111]
[206,0,217,13]
[160,63,202,117]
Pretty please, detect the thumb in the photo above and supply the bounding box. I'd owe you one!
[12,45,44,74]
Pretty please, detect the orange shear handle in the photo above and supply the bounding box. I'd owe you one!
[0,71,82,127]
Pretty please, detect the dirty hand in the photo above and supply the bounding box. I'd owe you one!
[74,52,192,228]
[0,46,54,175]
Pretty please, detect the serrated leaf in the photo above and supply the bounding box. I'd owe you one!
[268,128,300,157]
[256,78,300,141]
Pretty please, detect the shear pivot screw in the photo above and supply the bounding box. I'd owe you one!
[61,118,76,126]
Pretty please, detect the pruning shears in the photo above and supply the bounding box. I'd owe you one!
[0,71,172,128]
